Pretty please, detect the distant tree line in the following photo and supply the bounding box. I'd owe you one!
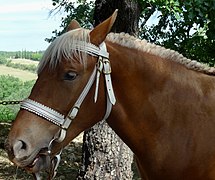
[0,50,44,61]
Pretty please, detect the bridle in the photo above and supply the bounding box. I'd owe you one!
[20,41,116,179]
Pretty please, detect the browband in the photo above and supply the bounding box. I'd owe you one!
[71,40,109,58]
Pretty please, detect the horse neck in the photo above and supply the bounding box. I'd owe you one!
[106,41,180,156]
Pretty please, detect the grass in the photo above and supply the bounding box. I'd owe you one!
[0,65,37,81]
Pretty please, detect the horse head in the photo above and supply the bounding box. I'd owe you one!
[5,10,118,178]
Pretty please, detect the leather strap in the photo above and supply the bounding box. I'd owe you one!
[94,56,103,103]
[63,66,97,129]
[103,58,116,105]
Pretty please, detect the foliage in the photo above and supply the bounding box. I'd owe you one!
[139,0,215,65]
[0,56,7,65]
[0,76,35,122]
[0,52,37,121]
[46,0,94,42]
[48,0,215,65]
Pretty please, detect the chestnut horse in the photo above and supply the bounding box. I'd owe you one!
[5,10,215,179]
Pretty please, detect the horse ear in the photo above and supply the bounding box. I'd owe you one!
[66,20,81,32]
[90,9,118,46]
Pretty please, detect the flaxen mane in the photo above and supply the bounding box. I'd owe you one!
[107,32,215,75]
[38,28,215,75]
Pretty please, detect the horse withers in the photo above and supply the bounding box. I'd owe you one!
[5,10,215,179]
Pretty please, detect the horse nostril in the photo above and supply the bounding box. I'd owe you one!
[21,140,27,150]
[13,140,28,159]
[14,140,27,150]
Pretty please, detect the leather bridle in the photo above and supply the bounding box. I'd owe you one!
[19,41,116,179]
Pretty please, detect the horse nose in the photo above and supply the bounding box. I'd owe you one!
[12,139,29,159]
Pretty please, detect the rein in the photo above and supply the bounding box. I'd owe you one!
[20,41,116,179]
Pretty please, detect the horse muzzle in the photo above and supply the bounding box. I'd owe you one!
[5,140,50,173]
[5,136,61,179]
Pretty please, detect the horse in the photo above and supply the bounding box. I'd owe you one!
[5,10,215,179]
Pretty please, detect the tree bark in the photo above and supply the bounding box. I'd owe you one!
[93,0,142,36]
[78,121,134,179]
[77,0,142,179]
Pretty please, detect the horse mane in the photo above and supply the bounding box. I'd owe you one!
[107,32,215,75]
[38,28,215,75]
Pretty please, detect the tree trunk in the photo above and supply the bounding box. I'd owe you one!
[78,121,134,179]
[93,0,141,36]
[77,0,142,179]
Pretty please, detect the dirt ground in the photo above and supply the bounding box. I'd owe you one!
[0,123,82,180]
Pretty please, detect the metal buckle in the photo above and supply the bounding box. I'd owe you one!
[103,59,112,74]
[69,106,79,119]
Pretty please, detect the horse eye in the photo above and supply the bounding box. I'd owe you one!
[64,72,77,81]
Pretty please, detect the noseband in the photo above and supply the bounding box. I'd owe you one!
[20,41,116,179]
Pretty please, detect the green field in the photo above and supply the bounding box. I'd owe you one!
[0,65,37,81]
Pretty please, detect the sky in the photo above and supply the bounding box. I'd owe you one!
[0,0,162,52]
[0,0,63,51]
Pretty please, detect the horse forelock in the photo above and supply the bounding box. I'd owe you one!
[107,32,215,75]
[37,28,90,74]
